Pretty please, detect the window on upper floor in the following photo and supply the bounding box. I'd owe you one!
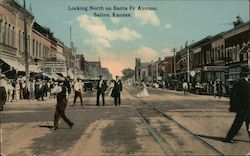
[7,24,10,46]
[218,46,221,59]
[12,26,15,47]
[236,45,240,62]
[18,30,21,52]
[0,19,2,43]
[32,39,35,56]
[36,41,38,57]
[3,23,7,45]
[22,32,25,52]
[27,35,30,54]
[221,45,224,58]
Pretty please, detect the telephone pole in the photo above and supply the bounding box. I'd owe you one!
[23,0,29,87]
[187,48,190,83]
[172,48,176,77]
[186,41,190,83]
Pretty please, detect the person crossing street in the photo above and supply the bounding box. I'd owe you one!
[51,80,74,130]
[224,67,250,143]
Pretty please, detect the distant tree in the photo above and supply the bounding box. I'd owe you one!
[122,68,135,80]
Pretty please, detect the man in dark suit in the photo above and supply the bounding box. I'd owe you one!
[112,76,123,106]
[224,67,250,143]
[0,74,7,111]
[96,75,106,106]
[52,80,74,130]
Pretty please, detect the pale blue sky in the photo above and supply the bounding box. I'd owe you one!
[17,0,249,75]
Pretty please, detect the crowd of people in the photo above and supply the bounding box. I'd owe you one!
[0,75,62,103]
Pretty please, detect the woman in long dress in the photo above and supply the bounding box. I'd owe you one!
[108,79,115,96]
[136,82,149,98]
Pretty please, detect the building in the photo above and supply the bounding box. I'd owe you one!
[135,58,141,81]
[0,0,34,60]
[135,18,249,86]
[88,61,102,78]
[0,0,78,79]
[101,67,112,80]
[224,21,250,80]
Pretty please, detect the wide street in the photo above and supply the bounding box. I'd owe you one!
[1,86,250,156]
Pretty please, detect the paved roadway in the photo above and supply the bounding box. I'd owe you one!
[0,86,249,156]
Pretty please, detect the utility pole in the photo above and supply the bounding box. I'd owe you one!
[23,0,29,87]
[187,48,190,83]
[172,48,176,77]
[186,41,190,83]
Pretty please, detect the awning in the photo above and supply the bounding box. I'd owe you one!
[77,74,87,80]
[42,73,53,79]
[0,58,41,73]
[51,73,65,81]
[30,65,42,73]
[0,58,25,71]
[68,70,74,79]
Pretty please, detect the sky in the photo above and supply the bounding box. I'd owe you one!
[17,0,249,76]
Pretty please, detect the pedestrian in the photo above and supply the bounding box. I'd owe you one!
[213,81,217,98]
[38,80,44,100]
[15,80,20,101]
[43,80,49,98]
[7,81,14,102]
[216,80,222,99]
[0,74,7,111]
[49,80,54,99]
[108,79,115,96]
[224,67,250,143]
[19,79,24,100]
[111,76,123,106]
[72,79,83,106]
[51,80,74,130]
[182,81,188,95]
[136,81,149,98]
[64,77,71,95]
[28,79,35,100]
[96,75,106,106]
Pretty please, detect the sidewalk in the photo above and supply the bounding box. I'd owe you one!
[150,87,230,102]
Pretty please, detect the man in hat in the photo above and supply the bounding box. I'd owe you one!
[224,66,250,143]
[0,74,7,111]
[112,76,123,106]
[72,79,83,106]
[96,75,106,106]
[51,80,74,130]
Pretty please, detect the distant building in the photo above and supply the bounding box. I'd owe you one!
[101,67,112,80]
[88,61,102,78]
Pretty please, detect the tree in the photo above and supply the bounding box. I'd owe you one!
[122,68,134,80]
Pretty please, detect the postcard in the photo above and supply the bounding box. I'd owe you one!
[0,0,249,155]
